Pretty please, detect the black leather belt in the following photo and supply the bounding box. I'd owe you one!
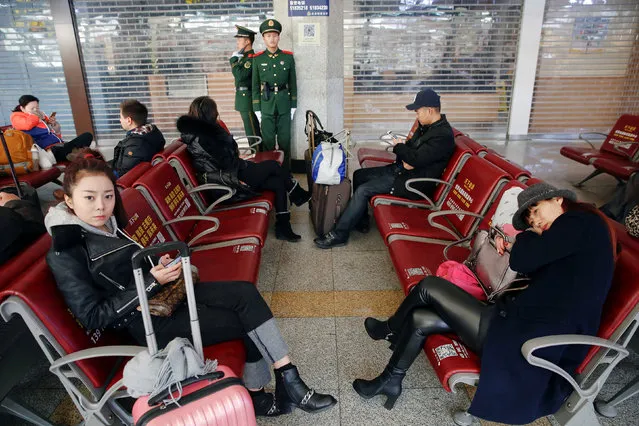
[271,83,288,93]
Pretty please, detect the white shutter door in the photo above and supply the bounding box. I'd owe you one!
[530,0,639,135]
[0,0,76,137]
[73,1,273,146]
[344,0,524,140]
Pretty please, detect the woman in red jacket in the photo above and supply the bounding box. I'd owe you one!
[10,95,93,162]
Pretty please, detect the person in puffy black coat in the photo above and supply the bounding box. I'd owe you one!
[354,183,615,425]
[45,149,336,417]
[177,96,310,242]
[112,100,165,177]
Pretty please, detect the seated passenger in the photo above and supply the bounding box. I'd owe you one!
[0,190,45,265]
[177,96,311,242]
[314,88,455,248]
[10,95,93,163]
[112,99,166,178]
[353,183,615,425]
[44,149,336,417]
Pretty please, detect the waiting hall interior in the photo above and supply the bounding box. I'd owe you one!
[1,1,639,426]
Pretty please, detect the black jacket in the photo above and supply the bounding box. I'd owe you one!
[0,199,45,265]
[391,114,455,200]
[112,124,166,177]
[46,224,159,331]
[177,116,255,198]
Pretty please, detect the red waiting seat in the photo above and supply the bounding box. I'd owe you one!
[0,234,51,286]
[121,188,263,284]
[115,161,152,190]
[167,144,274,214]
[387,180,526,294]
[560,114,639,186]
[591,156,639,182]
[0,166,61,189]
[133,162,269,247]
[151,138,183,165]
[0,256,249,425]
[455,135,487,156]
[371,139,473,210]
[374,156,509,246]
[483,151,531,182]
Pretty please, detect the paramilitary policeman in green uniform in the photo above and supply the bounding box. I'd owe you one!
[251,19,297,169]
[230,25,261,139]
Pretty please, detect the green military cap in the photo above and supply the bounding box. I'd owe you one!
[234,25,256,38]
[259,19,282,35]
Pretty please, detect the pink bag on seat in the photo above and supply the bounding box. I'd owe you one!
[436,260,487,301]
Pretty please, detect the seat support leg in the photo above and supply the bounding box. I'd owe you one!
[574,169,604,187]
[0,396,54,426]
[594,375,639,418]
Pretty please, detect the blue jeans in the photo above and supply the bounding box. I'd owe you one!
[333,164,397,238]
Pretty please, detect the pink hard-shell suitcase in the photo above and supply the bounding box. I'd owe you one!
[130,241,256,426]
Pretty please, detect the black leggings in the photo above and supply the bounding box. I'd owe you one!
[387,276,495,370]
[126,280,273,364]
[238,160,295,213]
[50,132,93,162]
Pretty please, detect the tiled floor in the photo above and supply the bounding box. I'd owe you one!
[2,138,638,426]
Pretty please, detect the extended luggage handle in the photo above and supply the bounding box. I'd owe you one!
[132,241,203,358]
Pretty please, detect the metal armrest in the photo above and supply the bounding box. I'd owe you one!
[238,147,256,156]
[50,345,145,374]
[579,132,607,150]
[443,235,474,260]
[189,184,235,213]
[522,335,629,399]
[164,216,221,246]
[427,210,484,241]
[405,178,452,208]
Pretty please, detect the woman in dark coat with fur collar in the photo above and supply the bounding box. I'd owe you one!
[177,96,310,241]
[354,183,615,424]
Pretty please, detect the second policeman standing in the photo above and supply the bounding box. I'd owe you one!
[251,19,297,170]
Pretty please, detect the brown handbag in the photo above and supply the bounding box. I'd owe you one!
[147,268,200,317]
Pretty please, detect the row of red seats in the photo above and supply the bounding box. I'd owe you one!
[0,142,285,424]
[560,114,639,186]
[357,128,639,425]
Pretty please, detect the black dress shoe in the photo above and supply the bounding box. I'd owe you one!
[313,231,347,249]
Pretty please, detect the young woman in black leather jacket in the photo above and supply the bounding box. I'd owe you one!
[45,150,336,417]
[178,96,310,241]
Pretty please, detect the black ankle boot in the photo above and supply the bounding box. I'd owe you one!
[288,181,312,206]
[249,389,280,417]
[365,317,398,350]
[275,212,301,242]
[352,365,406,410]
[275,365,337,414]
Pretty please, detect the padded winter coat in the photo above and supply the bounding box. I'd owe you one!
[112,124,166,177]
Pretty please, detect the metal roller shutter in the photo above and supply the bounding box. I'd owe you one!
[343,0,523,141]
[530,0,639,135]
[73,0,273,146]
[0,0,76,137]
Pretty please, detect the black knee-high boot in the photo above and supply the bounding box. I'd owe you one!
[354,309,450,409]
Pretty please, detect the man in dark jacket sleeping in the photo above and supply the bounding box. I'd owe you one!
[112,100,166,177]
[314,88,455,249]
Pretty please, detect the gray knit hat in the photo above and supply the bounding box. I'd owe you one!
[512,183,577,231]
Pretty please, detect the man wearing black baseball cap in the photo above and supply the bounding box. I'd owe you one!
[315,88,455,249]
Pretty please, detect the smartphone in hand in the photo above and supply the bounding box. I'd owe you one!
[165,256,182,268]
[50,112,57,118]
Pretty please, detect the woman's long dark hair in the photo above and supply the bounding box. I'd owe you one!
[13,94,39,112]
[63,148,127,229]
[188,96,219,125]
